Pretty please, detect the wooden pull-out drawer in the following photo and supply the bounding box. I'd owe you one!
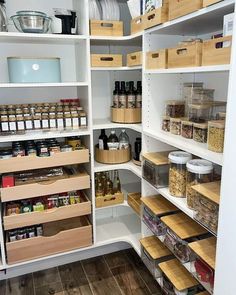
[131,16,144,35]
[146,50,167,70]
[6,216,92,264]
[90,20,123,36]
[4,194,91,230]
[0,150,89,174]
[169,0,203,20]
[1,172,90,202]
[127,51,142,67]
[91,54,123,67]
[144,1,169,29]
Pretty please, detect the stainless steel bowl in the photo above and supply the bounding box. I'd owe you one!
[11,14,51,33]
[16,10,47,17]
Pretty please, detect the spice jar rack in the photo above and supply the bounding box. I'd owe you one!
[95,145,131,164]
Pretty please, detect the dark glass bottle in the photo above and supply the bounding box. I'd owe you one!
[127,81,136,109]
[134,137,142,161]
[98,129,108,150]
[136,81,142,108]
[118,81,127,109]
[113,81,120,108]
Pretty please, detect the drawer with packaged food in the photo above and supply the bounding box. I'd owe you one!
[140,235,172,278]
[142,152,169,189]
[191,181,220,234]
[141,195,179,236]
[189,237,216,294]
[3,191,91,230]
[6,216,92,264]
[159,258,202,295]
[161,212,209,263]
[1,166,90,202]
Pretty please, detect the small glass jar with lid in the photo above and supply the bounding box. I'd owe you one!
[9,116,17,134]
[186,159,213,209]
[1,117,9,133]
[181,120,193,139]
[49,114,57,130]
[33,115,41,130]
[216,112,226,120]
[193,123,208,143]
[162,116,170,132]
[25,115,33,130]
[188,103,212,123]
[208,120,225,153]
[166,100,185,118]
[64,113,72,129]
[168,151,192,198]
[170,118,181,135]
[16,115,25,134]
[79,111,87,128]
[56,113,64,130]
[72,113,79,129]
[41,114,49,129]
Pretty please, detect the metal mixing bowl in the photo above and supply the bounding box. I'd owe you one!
[11,14,51,33]
[16,10,47,17]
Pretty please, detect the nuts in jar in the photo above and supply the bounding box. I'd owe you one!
[162,116,170,132]
[170,118,181,135]
[181,120,193,139]
[193,123,208,143]
[208,120,225,153]
[166,100,185,118]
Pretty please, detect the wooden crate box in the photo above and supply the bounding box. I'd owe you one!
[127,51,142,67]
[146,49,167,69]
[90,20,123,36]
[91,54,123,67]
[144,0,169,29]
[169,0,203,20]
[131,16,144,35]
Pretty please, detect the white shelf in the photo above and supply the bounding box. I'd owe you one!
[144,65,230,74]
[90,32,142,46]
[0,82,88,88]
[0,129,91,143]
[146,0,235,35]
[0,32,87,44]
[93,118,142,133]
[143,129,223,165]
[96,213,141,255]
[91,66,142,71]
[94,160,142,178]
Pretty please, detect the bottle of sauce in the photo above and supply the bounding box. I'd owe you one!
[136,81,142,108]
[107,130,119,150]
[113,81,120,108]
[118,130,130,150]
[127,81,136,108]
[118,81,127,109]
[98,129,108,150]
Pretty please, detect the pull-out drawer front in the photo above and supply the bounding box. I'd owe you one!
[0,150,89,174]
[6,216,92,264]
[4,194,91,230]
[1,173,90,202]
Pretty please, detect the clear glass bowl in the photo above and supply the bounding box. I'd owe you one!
[16,10,47,17]
[11,14,51,33]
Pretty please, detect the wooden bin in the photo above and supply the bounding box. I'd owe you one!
[128,192,142,216]
[90,20,123,36]
[146,49,167,69]
[203,0,221,7]
[96,193,124,208]
[6,216,92,264]
[91,54,122,67]
[0,150,89,174]
[111,108,142,124]
[144,0,169,29]
[95,145,131,164]
[1,172,90,202]
[169,0,203,21]
[168,41,202,68]
[127,51,142,67]
[131,15,144,35]
[4,194,91,230]
[202,36,232,66]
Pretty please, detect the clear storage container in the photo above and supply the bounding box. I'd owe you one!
[188,103,212,123]
[166,100,185,118]
[208,120,225,153]
[192,181,220,234]
[170,118,181,135]
[216,112,226,120]
[192,89,215,103]
[162,115,170,132]
[168,151,192,198]
[140,236,172,278]
[193,123,208,143]
[143,152,169,189]
[181,120,193,139]
[186,160,213,210]
[183,82,204,114]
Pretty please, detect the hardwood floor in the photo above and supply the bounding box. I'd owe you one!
[0,250,162,295]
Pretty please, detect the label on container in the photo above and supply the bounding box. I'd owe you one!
[42,120,49,129]
[34,120,41,129]
[119,142,129,150]
[127,95,136,108]
[80,117,87,127]
[107,142,119,150]
[72,118,79,128]
[17,121,25,130]
[65,118,72,127]
[9,121,17,131]
[57,119,64,129]
[25,120,33,130]
[49,119,56,128]
[1,122,9,132]
[136,94,142,108]
[113,94,119,108]
[119,95,127,108]
[99,139,104,150]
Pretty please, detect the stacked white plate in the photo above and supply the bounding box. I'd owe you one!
[89,0,101,20]
[89,0,120,21]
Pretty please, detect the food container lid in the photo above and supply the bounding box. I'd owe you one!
[140,236,171,260]
[183,82,204,87]
[187,159,213,174]
[170,117,181,123]
[143,151,169,166]
[166,100,185,106]
[141,195,178,216]
[188,103,213,110]
[16,10,47,16]
[194,88,215,94]
[181,120,193,126]
[208,120,225,128]
[192,181,220,205]
[168,151,192,164]
[162,115,170,120]
[193,122,208,129]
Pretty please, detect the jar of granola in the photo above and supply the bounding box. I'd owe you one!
[193,123,208,143]
[208,120,225,153]
[162,116,170,132]
[181,120,193,139]
[170,118,181,135]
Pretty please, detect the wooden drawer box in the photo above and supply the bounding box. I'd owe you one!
[203,0,221,7]
[127,51,142,67]
[169,0,203,20]
[128,192,142,216]
[0,150,89,174]
[202,36,232,66]
[131,16,144,35]
[6,216,92,264]
[95,145,131,164]
[4,194,91,230]
[1,172,90,202]
[144,1,169,29]
[91,54,122,67]
[111,108,142,123]
[168,41,202,68]
[146,49,167,69]
[90,20,123,36]
[96,193,124,208]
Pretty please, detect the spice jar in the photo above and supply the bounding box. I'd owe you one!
[56,113,64,130]
[181,120,193,139]
[162,116,170,132]
[188,103,212,123]
[208,120,225,153]
[72,113,79,129]
[216,112,226,120]
[49,114,56,130]
[166,100,185,118]
[36,142,50,157]
[16,115,25,133]
[169,151,192,198]
[67,137,82,150]
[25,115,33,131]
[33,115,41,130]
[9,116,17,134]
[170,118,181,135]
[193,123,208,143]
[1,117,9,133]
[12,142,25,157]
[64,113,72,129]
[186,159,213,209]
[79,111,87,128]
[42,114,49,129]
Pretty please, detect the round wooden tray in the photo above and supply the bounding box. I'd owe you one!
[111,107,142,124]
[95,145,131,164]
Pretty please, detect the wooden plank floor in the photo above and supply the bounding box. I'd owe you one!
[0,249,162,295]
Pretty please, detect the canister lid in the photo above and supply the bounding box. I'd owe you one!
[193,122,208,129]
[208,120,225,129]
[166,100,185,106]
[168,151,192,164]
[187,159,213,174]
